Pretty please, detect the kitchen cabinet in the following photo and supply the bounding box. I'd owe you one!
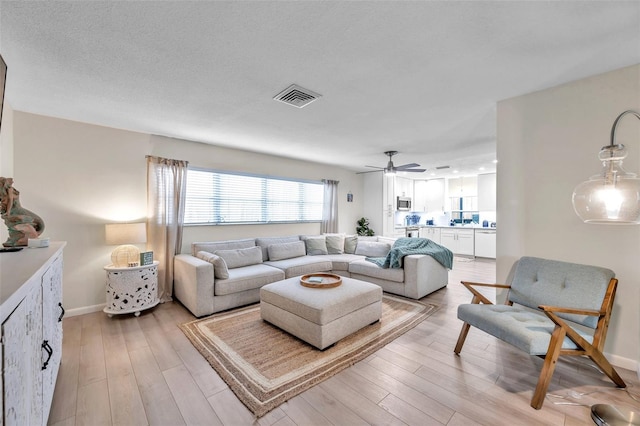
[419,227,441,244]
[447,176,477,197]
[414,179,445,212]
[395,176,413,199]
[1,242,65,426]
[440,228,474,256]
[474,229,496,258]
[478,173,496,211]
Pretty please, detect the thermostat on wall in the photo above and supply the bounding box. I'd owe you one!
[28,237,50,248]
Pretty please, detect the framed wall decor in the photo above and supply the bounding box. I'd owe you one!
[0,54,6,132]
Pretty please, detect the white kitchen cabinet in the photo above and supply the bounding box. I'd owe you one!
[1,242,65,426]
[395,176,413,199]
[419,227,441,244]
[414,179,444,212]
[474,229,496,258]
[478,173,496,211]
[382,174,395,211]
[447,176,478,197]
[440,228,474,256]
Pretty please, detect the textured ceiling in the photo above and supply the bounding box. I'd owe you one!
[1,1,639,177]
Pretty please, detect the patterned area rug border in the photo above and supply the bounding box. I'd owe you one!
[180,294,438,418]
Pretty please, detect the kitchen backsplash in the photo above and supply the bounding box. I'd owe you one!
[395,210,496,227]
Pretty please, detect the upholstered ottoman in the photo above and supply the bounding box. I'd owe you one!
[260,276,383,350]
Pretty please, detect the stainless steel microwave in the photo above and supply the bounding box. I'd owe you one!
[397,196,412,211]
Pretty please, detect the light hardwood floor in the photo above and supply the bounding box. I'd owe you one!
[48,257,640,425]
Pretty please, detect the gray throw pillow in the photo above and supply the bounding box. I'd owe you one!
[196,251,230,279]
[268,241,306,261]
[214,246,263,269]
[325,234,345,254]
[344,235,358,254]
[302,236,328,255]
[355,241,391,257]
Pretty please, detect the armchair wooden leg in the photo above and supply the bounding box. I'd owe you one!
[531,327,565,409]
[588,351,627,388]
[454,322,471,355]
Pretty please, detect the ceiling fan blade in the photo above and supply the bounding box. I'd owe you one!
[395,163,420,169]
[364,165,385,169]
[355,169,384,174]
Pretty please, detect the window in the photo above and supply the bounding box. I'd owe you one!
[184,168,324,225]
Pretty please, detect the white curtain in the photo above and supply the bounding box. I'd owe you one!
[146,156,188,302]
[321,179,339,233]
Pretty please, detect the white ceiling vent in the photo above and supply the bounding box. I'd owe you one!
[273,84,322,108]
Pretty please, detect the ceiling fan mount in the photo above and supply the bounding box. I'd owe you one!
[357,151,426,174]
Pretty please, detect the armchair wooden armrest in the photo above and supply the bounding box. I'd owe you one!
[460,281,511,305]
[538,305,604,317]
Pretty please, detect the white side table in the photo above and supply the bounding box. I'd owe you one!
[103,261,160,317]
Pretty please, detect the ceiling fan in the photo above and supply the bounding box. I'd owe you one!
[357,151,426,175]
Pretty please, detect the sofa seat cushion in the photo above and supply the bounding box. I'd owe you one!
[264,256,332,278]
[348,259,404,283]
[314,254,364,271]
[214,264,285,296]
[457,304,594,355]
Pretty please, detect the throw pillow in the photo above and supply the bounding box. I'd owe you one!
[302,235,328,255]
[325,234,345,254]
[355,241,391,257]
[214,246,263,269]
[255,236,301,261]
[268,241,306,261]
[344,235,358,254]
[195,251,230,279]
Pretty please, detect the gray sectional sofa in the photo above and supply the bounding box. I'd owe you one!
[173,234,450,317]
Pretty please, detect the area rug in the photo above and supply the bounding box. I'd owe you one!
[180,294,438,417]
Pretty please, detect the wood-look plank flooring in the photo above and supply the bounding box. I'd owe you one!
[48,258,640,425]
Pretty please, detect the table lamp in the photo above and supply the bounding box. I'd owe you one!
[105,222,147,267]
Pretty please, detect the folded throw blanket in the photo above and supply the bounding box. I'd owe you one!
[366,237,453,270]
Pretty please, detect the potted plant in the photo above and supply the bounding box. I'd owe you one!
[356,217,375,236]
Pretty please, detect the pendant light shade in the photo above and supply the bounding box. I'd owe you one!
[572,110,640,224]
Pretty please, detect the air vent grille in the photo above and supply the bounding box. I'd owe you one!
[274,84,321,108]
[436,165,450,170]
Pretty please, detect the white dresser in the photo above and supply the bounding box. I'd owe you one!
[0,242,66,426]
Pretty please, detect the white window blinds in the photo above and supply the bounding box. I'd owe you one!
[185,168,324,224]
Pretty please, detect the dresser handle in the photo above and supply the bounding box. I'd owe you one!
[42,340,53,370]
[58,302,65,322]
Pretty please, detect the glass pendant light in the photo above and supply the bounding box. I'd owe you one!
[572,110,640,224]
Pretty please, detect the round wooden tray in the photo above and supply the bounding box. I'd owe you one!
[300,273,342,288]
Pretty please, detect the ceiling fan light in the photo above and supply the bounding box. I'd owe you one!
[384,168,396,176]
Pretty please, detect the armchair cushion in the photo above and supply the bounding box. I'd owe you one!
[457,304,593,355]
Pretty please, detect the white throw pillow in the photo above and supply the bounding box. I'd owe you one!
[214,246,263,269]
[355,241,391,257]
[268,241,306,261]
[344,235,358,254]
[196,251,230,279]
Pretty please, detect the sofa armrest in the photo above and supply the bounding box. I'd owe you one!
[403,254,449,299]
[173,254,215,317]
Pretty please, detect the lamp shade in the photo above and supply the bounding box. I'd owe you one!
[105,223,147,267]
[572,110,640,224]
[105,223,147,245]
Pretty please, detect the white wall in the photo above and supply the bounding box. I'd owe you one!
[0,102,14,243]
[12,112,363,313]
[497,64,640,370]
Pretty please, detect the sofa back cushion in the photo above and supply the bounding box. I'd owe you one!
[256,236,301,261]
[195,251,230,279]
[268,241,306,261]
[192,238,255,256]
[214,246,263,269]
[355,241,391,257]
[301,235,329,255]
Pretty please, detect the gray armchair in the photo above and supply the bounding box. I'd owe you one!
[454,256,626,409]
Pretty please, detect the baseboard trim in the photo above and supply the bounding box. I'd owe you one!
[65,303,105,317]
[606,351,638,373]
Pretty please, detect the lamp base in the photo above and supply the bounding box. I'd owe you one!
[591,404,640,425]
